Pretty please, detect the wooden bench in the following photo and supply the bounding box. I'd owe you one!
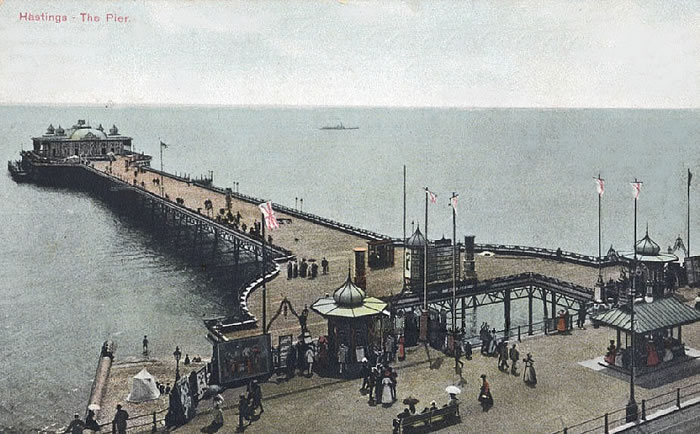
[399,404,460,433]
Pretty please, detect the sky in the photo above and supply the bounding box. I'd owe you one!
[0,0,698,108]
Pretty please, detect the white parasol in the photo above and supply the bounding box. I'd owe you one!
[445,385,461,394]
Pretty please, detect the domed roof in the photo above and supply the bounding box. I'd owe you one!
[333,271,366,306]
[635,230,660,256]
[406,226,427,247]
[55,125,65,135]
[69,128,108,140]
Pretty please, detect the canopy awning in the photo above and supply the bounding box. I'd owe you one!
[311,295,388,318]
[591,296,700,334]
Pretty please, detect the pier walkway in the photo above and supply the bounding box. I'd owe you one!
[90,156,617,345]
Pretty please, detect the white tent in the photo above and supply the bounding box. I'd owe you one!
[127,368,161,403]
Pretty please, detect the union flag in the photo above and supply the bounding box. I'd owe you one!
[258,201,279,230]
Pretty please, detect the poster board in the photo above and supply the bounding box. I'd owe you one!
[278,334,293,369]
[216,334,272,385]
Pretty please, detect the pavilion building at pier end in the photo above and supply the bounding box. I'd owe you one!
[31,120,132,159]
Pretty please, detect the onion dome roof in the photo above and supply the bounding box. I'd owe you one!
[56,125,65,135]
[635,230,660,256]
[406,226,427,247]
[109,124,119,135]
[333,270,366,306]
[45,124,55,135]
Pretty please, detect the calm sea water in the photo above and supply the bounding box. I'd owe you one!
[1,105,698,430]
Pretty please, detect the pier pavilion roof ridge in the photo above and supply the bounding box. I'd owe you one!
[591,296,700,334]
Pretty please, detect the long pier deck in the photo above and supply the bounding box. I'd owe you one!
[87,156,619,343]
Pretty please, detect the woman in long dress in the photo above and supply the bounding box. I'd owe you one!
[478,374,493,411]
[523,353,537,386]
[381,376,393,405]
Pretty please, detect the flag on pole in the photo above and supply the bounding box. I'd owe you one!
[631,181,642,199]
[258,201,279,230]
[426,188,437,204]
[689,169,693,188]
[595,177,604,196]
[160,141,168,149]
[450,194,459,215]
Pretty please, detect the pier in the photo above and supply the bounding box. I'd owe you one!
[21,151,622,345]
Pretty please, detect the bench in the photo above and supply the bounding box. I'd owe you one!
[399,404,460,433]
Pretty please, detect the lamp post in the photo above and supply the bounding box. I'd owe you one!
[173,346,182,382]
[450,192,459,369]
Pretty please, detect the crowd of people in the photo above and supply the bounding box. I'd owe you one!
[480,322,537,388]
[286,257,329,280]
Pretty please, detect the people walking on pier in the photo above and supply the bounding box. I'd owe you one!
[488,329,498,355]
[384,334,395,362]
[523,353,537,387]
[577,304,588,329]
[557,309,568,333]
[360,358,370,391]
[286,343,297,379]
[337,343,349,375]
[604,340,616,365]
[388,366,398,401]
[480,323,490,355]
[381,374,393,406]
[64,413,85,434]
[368,367,377,402]
[322,257,329,274]
[112,404,129,434]
[237,394,249,431]
[478,375,493,411]
[287,261,293,279]
[305,346,315,377]
[311,261,319,278]
[248,380,264,415]
[142,335,149,355]
[464,339,472,360]
[293,260,299,278]
[497,340,509,371]
[84,409,99,432]
[509,343,520,375]
[300,258,308,278]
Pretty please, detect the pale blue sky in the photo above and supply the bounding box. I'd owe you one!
[0,0,698,107]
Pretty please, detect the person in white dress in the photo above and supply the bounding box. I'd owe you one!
[382,376,393,405]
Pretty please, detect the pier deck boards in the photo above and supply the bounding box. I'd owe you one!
[93,157,619,343]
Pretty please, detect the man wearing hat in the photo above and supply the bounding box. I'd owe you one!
[64,413,85,434]
[360,358,370,391]
[112,404,129,434]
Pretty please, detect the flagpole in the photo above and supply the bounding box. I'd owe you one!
[689,169,692,256]
[403,165,407,288]
[420,188,429,342]
[262,211,267,335]
[159,139,164,197]
[598,174,602,273]
[626,178,640,423]
[450,192,458,370]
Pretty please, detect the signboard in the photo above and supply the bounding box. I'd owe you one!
[278,334,293,369]
[194,366,209,401]
[216,334,272,385]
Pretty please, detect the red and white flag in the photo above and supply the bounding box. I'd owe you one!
[450,194,459,215]
[631,181,642,199]
[594,177,604,196]
[258,201,279,230]
[426,188,437,204]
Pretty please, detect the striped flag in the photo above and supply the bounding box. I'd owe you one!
[594,177,604,196]
[160,141,168,149]
[450,194,459,215]
[258,201,279,230]
[631,181,642,199]
[426,188,437,204]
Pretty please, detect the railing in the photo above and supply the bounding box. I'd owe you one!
[551,381,700,433]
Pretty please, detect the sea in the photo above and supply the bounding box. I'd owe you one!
[0,105,698,431]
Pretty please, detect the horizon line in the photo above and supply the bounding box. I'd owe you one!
[1,102,699,111]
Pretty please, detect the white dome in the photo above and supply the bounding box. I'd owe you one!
[69,128,108,140]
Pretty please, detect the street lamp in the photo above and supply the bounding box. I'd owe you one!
[173,346,182,382]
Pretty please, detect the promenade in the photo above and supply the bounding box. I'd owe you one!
[90,288,700,434]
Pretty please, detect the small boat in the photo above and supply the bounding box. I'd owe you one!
[320,122,359,130]
[7,160,29,182]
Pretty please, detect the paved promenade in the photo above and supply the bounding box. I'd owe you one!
[88,288,700,434]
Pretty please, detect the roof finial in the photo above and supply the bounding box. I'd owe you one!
[646,222,649,236]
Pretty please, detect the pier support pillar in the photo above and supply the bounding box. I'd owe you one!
[551,292,557,319]
[504,289,511,339]
[542,289,548,321]
[528,288,533,335]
